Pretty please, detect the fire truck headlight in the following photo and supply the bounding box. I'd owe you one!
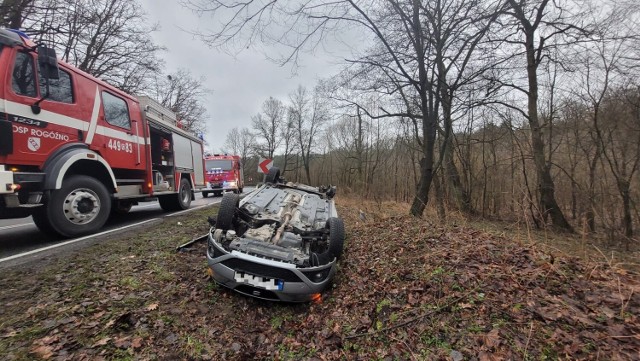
[227,181,237,188]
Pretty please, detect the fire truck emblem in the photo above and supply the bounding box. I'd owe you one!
[27,137,41,151]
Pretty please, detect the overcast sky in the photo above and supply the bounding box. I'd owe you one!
[139,1,352,153]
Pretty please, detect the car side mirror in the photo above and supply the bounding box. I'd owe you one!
[37,45,59,80]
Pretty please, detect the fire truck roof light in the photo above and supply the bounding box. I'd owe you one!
[8,29,30,39]
[0,29,23,47]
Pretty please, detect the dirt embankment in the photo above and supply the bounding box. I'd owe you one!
[0,199,638,360]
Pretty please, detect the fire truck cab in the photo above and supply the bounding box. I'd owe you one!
[0,29,205,237]
[202,154,244,197]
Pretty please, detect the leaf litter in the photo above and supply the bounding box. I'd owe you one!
[0,200,638,360]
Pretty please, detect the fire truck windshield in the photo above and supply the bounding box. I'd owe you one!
[206,159,233,171]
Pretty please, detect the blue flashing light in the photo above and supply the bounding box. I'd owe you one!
[7,29,30,39]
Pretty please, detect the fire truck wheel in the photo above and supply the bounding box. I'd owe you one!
[112,200,133,215]
[32,206,57,236]
[216,193,239,230]
[47,175,111,237]
[202,191,209,198]
[159,178,192,211]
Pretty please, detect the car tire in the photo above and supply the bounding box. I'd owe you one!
[46,175,111,237]
[217,192,239,230]
[265,166,281,184]
[327,217,345,259]
[159,178,192,211]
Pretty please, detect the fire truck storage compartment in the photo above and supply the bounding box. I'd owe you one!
[150,125,175,192]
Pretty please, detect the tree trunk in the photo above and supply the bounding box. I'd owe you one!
[0,0,31,29]
[410,157,434,217]
[524,29,573,232]
[444,138,474,214]
[433,168,446,221]
[408,0,437,217]
[618,180,633,238]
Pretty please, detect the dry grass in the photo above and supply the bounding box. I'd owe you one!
[338,195,640,272]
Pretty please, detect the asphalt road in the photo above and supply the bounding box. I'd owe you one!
[0,189,253,263]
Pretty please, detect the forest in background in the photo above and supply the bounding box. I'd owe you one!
[208,0,640,246]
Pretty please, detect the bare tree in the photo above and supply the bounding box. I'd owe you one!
[0,0,33,28]
[252,97,285,160]
[182,0,445,216]
[223,127,254,175]
[499,0,587,231]
[151,69,209,134]
[15,0,164,93]
[289,85,328,183]
[280,109,299,176]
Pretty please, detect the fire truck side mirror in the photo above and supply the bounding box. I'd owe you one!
[37,45,60,80]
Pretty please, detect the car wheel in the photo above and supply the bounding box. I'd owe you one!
[46,175,111,237]
[217,193,239,230]
[202,192,209,198]
[159,178,192,211]
[327,217,345,259]
[265,166,281,184]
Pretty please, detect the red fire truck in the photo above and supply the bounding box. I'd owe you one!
[0,29,206,237]
[202,154,244,197]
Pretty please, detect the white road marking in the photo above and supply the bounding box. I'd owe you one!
[1,198,222,264]
[0,223,33,231]
[0,218,159,264]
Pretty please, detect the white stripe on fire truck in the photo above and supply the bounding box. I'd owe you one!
[85,87,100,145]
[4,98,87,130]
[1,98,150,146]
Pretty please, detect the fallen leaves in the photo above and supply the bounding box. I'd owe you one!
[0,203,638,360]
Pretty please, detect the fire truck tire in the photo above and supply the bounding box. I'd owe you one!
[202,191,209,198]
[32,207,57,236]
[216,193,239,230]
[47,175,111,237]
[159,178,192,211]
[112,200,133,215]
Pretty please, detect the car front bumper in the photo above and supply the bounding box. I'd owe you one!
[206,231,336,302]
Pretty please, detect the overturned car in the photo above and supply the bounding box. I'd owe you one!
[206,167,345,302]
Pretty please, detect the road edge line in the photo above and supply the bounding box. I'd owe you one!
[0,218,160,264]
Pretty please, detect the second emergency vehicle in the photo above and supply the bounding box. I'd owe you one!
[202,154,244,197]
